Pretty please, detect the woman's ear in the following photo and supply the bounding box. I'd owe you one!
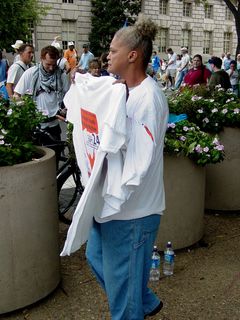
[128,50,138,63]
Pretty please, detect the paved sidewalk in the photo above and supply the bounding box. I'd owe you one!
[1,212,240,320]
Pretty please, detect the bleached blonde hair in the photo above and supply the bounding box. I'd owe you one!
[114,14,158,69]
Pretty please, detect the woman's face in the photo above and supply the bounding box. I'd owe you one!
[107,36,131,76]
[192,57,202,69]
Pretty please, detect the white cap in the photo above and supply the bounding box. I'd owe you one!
[51,41,61,50]
[11,40,24,49]
[68,41,74,46]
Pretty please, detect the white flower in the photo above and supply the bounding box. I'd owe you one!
[180,136,186,141]
[215,84,221,88]
[183,126,189,131]
[226,99,231,103]
[233,108,239,114]
[15,100,25,106]
[213,137,219,145]
[7,109,13,116]
[222,109,228,114]
[191,95,202,101]
[209,99,214,102]
[197,109,203,113]
[0,135,4,139]
[0,140,4,145]
[1,129,7,135]
[203,117,209,123]
[218,88,224,92]
[214,144,224,151]
[203,147,209,152]
[211,108,218,113]
[167,123,176,129]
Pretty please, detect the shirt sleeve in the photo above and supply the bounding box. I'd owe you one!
[14,69,31,95]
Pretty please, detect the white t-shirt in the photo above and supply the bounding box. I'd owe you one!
[14,66,69,118]
[61,73,127,255]
[7,60,28,87]
[180,54,190,71]
[167,52,177,70]
[96,76,169,222]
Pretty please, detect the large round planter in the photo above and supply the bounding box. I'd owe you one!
[156,154,205,250]
[0,147,60,314]
[205,127,240,211]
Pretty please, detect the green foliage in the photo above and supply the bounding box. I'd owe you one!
[0,96,45,166]
[89,0,141,56]
[165,120,225,166]
[0,0,49,50]
[168,85,240,133]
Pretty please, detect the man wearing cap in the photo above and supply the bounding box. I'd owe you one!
[64,41,78,71]
[175,47,190,89]
[11,40,24,63]
[208,56,231,90]
[78,44,94,71]
[6,43,34,98]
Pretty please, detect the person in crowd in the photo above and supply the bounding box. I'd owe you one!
[64,41,78,71]
[174,54,182,87]
[227,60,239,95]
[78,44,94,71]
[0,50,9,99]
[14,46,69,144]
[223,52,231,71]
[6,44,34,98]
[208,56,231,90]
[175,47,190,89]
[85,14,168,320]
[151,50,162,79]
[164,47,177,90]
[236,54,240,71]
[11,40,24,63]
[51,38,71,75]
[99,52,110,76]
[88,58,101,77]
[183,54,211,87]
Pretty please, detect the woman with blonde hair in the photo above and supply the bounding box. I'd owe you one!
[86,14,168,319]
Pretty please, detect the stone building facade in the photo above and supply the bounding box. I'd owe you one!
[142,0,237,61]
[30,0,236,61]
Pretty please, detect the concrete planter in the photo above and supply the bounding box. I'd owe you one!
[205,127,240,211]
[0,147,60,314]
[156,154,205,250]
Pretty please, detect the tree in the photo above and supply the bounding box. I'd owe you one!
[89,0,141,57]
[222,0,240,57]
[0,0,49,51]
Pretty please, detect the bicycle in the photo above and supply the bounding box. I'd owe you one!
[32,121,84,225]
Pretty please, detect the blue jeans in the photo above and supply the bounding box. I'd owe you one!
[86,215,161,320]
[175,69,188,89]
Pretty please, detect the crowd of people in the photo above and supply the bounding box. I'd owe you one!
[1,24,240,320]
[149,48,240,95]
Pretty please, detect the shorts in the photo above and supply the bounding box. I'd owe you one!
[166,68,176,77]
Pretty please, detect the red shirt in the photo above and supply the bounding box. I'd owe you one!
[184,67,211,86]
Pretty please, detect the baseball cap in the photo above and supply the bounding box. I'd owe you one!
[68,41,74,46]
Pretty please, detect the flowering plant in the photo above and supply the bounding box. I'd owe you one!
[0,96,45,166]
[168,85,240,133]
[164,120,225,166]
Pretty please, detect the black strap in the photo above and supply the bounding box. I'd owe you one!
[15,62,27,72]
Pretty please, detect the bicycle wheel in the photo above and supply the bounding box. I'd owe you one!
[57,166,84,224]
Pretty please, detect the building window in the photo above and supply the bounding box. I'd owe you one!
[26,20,35,46]
[182,29,191,53]
[159,0,168,15]
[62,20,76,50]
[204,5,213,19]
[158,28,168,53]
[223,32,232,53]
[183,2,192,17]
[63,0,74,3]
[225,7,232,20]
[203,31,212,54]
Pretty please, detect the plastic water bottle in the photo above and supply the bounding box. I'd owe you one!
[149,245,160,281]
[163,241,174,276]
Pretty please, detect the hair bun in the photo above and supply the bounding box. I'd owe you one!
[134,14,158,41]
